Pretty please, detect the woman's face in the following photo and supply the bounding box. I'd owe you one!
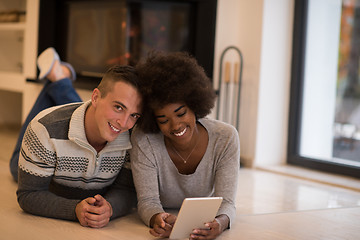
[154,103,197,146]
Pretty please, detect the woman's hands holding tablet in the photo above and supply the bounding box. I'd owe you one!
[189,214,230,240]
[149,212,177,238]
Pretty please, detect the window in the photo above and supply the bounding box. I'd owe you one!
[288,0,360,178]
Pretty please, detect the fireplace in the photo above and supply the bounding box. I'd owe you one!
[37,0,217,89]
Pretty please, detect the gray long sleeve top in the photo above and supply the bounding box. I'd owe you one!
[130,118,240,227]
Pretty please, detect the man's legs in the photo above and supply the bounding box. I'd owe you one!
[10,60,82,181]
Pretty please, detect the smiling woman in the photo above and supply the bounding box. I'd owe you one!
[130,51,240,240]
[155,103,202,166]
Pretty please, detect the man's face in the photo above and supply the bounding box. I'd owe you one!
[91,81,142,143]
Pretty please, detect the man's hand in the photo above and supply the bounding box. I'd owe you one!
[75,194,113,228]
[149,212,177,238]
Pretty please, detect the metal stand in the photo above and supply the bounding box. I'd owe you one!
[216,46,243,130]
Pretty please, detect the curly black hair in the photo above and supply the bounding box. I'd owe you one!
[136,51,217,133]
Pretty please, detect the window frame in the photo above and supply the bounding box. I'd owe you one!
[287,0,360,178]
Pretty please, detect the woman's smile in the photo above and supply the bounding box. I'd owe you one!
[173,127,187,137]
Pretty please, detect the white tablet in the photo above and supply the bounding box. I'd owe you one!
[169,197,223,240]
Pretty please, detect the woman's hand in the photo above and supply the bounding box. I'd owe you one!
[149,212,177,238]
[189,214,229,240]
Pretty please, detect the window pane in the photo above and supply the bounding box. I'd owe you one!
[300,0,360,168]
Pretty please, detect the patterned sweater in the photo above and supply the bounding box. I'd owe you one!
[17,101,136,221]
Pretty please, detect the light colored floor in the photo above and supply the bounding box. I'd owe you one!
[0,124,19,163]
[1,125,360,239]
[1,124,360,216]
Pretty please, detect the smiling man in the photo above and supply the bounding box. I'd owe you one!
[17,63,142,228]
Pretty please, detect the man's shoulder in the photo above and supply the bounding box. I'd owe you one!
[37,102,83,139]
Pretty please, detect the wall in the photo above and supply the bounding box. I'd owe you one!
[21,0,93,122]
[255,0,294,166]
[20,0,294,168]
[214,0,294,167]
[214,0,262,167]
[0,90,22,126]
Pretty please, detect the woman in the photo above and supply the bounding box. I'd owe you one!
[131,51,240,239]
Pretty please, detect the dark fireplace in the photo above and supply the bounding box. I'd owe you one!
[36,0,217,89]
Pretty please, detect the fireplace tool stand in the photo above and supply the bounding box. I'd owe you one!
[216,46,243,131]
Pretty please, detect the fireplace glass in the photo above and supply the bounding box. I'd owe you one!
[65,1,193,78]
[37,0,217,88]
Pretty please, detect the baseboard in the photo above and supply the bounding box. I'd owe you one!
[256,164,360,192]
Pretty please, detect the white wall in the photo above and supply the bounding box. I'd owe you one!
[214,0,264,167]
[254,0,294,166]
[22,0,93,121]
[0,90,22,125]
[20,0,294,168]
[214,0,294,167]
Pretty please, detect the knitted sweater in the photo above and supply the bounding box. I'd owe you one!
[130,118,240,226]
[17,101,136,221]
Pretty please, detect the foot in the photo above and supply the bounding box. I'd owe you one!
[37,47,76,81]
[37,47,59,80]
[60,62,76,81]
[46,60,69,82]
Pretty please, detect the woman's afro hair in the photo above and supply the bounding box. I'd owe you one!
[136,51,217,133]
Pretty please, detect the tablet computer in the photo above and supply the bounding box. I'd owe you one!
[169,197,223,240]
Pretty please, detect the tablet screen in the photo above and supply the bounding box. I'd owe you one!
[169,197,223,239]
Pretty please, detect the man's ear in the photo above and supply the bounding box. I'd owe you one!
[91,88,101,107]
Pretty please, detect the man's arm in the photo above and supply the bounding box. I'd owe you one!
[104,155,137,219]
[17,122,80,221]
[17,168,80,220]
[17,169,112,227]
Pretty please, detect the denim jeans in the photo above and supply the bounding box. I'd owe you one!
[10,78,82,181]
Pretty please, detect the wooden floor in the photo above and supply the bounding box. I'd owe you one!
[1,125,360,239]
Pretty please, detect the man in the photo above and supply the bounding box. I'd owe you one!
[16,51,142,228]
[10,47,82,181]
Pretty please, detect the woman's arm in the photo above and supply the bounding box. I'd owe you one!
[190,122,240,240]
[213,124,240,227]
[130,131,165,226]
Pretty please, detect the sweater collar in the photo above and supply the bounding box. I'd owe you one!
[68,100,132,152]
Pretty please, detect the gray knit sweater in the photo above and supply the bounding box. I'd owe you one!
[17,101,136,221]
[130,118,240,227]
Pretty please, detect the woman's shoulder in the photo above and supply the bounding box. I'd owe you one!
[131,126,162,144]
[199,118,238,136]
